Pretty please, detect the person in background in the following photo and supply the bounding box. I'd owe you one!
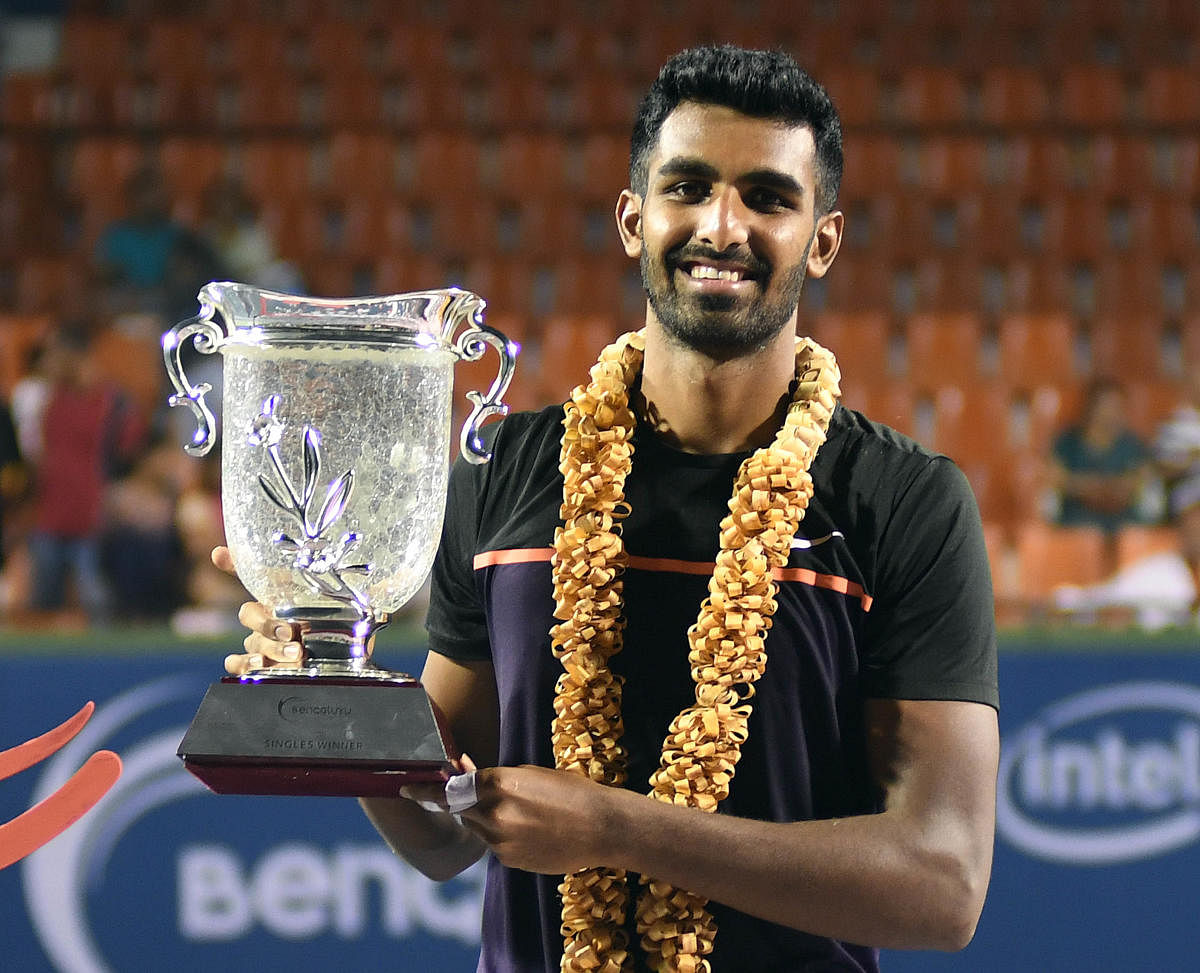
[25,326,146,624]
[0,398,24,574]
[94,167,226,321]
[200,176,304,293]
[1046,378,1154,532]
[1154,364,1200,607]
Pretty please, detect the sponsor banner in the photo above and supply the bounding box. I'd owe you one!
[0,655,483,973]
[884,650,1200,973]
[4,648,1199,972]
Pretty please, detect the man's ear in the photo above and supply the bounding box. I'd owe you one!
[616,189,643,258]
[806,209,843,280]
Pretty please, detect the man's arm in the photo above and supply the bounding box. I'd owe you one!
[359,652,500,882]
[455,696,998,952]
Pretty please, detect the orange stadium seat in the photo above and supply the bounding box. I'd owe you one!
[236,139,318,203]
[891,67,970,126]
[914,137,988,196]
[401,132,483,201]
[817,69,881,128]
[807,310,893,386]
[158,138,229,213]
[59,17,128,82]
[998,313,1079,390]
[485,133,571,199]
[536,313,626,403]
[926,382,1010,466]
[978,67,1053,126]
[903,312,985,390]
[1001,135,1072,194]
[839,134,901,197]
[1123,380,1184,440]
[1014,523,1110,603]
[1056,66,1132,127]
[1088,315,1169,384]
[1140,66,1200,126]
[326,131,398,199]
[1114,525,1181,572]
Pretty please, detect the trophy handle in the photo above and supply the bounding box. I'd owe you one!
[446,290,518,464]
[162,297,226,457]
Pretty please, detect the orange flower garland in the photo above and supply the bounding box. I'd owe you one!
[551,331,840,973]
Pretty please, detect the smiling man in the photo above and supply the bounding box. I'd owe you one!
[225,45,1000,973]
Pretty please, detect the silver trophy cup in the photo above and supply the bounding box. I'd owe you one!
[163,282,516,796]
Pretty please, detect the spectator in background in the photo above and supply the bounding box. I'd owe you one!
[1046,378,1154,533]
[0,398,24,572]
[1154,365,1200,603]
[200,176,304,294]
[25,326,146,624]
[94,167,227,321]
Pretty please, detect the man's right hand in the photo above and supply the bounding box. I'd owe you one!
[211,546,305,675]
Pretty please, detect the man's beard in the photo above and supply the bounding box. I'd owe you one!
[640,244,808,357]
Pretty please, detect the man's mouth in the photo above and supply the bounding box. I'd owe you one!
[676,260,760,286]
[684,264,747,282]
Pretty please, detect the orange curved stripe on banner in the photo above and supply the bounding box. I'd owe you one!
[0,750,122,870]
[473,548,872,610]
[0,701,95,782]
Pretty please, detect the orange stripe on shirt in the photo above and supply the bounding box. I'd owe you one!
[473,548,872,611]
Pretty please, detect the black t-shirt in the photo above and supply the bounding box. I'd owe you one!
[426,402,998,973]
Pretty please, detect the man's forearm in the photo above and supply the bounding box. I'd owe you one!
[596,786,991,951]
[359,796,487,882]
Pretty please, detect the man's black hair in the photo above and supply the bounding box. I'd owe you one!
[630,45,844,215]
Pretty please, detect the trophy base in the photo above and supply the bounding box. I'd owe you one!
[178,673,459,798]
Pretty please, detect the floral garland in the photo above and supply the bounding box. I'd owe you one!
[550,330,841,973]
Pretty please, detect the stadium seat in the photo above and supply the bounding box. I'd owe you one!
[1114,525,1182,572]
[1056,66,1131,127]
[807,310,893,386]
[977,67,1053,126]
[536,313,626,403]
[926,382,1010,466]
[814,69,881,128]
[1087,315,1169,384]
[158,138,229,213]
[236,139,318,203]
[998,313,1079,391]
[1014,522,1110,602]
[903,312,985,389]
[1140,66,1200,126]
[891,67,970,126]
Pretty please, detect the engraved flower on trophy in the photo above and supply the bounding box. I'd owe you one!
[247,395,373,614]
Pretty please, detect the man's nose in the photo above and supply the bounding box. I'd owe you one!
[694,188,750,251]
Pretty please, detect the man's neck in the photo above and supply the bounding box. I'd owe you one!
[637,319,799,455]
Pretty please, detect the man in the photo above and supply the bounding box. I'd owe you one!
[224,46,998,972]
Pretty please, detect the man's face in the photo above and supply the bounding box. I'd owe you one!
[620,102,840,357]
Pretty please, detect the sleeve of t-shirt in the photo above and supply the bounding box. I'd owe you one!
[859,455,999,710]
[423,427,497,663]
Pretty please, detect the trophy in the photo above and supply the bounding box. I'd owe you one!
[163,282,516,797]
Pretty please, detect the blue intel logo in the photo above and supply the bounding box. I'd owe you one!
[997,681,1200,865]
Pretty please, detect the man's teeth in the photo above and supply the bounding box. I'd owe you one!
[688,265,743,281]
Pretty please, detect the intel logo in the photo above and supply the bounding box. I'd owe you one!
[997,681,1200,866]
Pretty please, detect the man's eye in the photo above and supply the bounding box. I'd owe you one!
[745,189,789,211]
[668,181,707,200]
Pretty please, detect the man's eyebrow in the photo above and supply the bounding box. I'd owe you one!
[655,156,720,181]
[655,157,806,196]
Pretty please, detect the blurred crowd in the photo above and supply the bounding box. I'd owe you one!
[0,164,295,634]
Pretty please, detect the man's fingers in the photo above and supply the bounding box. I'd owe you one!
[211,545,235,574]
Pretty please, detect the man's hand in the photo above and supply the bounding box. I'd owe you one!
[404,763,622,876]
[210,546,305,674]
